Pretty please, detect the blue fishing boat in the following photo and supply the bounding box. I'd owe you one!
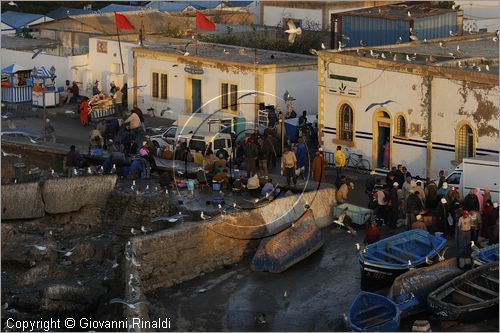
[427,262,499,322]
[359,229,447,291]
[251,209,323,273]
[388,258,463,317]
[471,244,499,267]
[348,291,401,332]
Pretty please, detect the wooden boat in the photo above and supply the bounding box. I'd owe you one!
[427,262,499,322]
[471,244,499,267]
[359,229,447,291]
[348,291,401,332]
[251,209,323,273]
[388,258,463,317]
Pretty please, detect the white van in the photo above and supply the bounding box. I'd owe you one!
[187,132,233,160]
[445,155,499,202]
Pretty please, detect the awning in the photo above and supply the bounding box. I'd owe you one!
[33,66,55,79]
[1,64,31,74]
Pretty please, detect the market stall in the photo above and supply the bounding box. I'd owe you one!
[88,94,115,119]
[31,66,59,107]
[1,64,32,104]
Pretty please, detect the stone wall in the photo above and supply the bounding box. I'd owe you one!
[1,175,117,220]
[134,187,336,293]
[1,183,45,220]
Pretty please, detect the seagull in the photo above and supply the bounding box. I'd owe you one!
[110,164,116,174]
[8,1,17,6]
[407,259,414,270]
[140,226,151,234]
[381,53,386,59]
[369,50,379,58]
[285,19,302,44]
[109,298,151,309]
[223,49,230,55]
[477,66,482,72]
[456,45,463,54]
[423,38,428,43]
[28,245,48,252]
[337,41,344,51]
[73,168,78,176]
[145,185,150,191]
[406,54,413,62]
[365,100,396,112]
[87,167,92,175]
[448,52,457,59]
[393,54,398,61]
[437,247,448,261]
[51,169,55,176]
[355,243,361,251]
[309,48,318,56]
[283,291,288,298]
[449,30,458,37]
[494,36,499,42]
[165,189,169,195]
[425,257,433,265]
[439,42,446,48]
[407,10,411,17]
[1,150,21,159]
[160,107,173,116]
[200,211,209,220]
[486,64,490,71]
[457,61,463,68]
[409,34,418,41]
[396,36,403,44]
[56,246,75,257]
[321,42,326,50]
[131,228,139,235]
[470,241,480,251]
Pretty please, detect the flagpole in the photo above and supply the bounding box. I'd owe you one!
[115,12,125,74]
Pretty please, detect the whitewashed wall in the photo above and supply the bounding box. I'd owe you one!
[322,62,499,178]
[263,7,322,29]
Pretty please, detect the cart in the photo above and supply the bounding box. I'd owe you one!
[88,94,115,120]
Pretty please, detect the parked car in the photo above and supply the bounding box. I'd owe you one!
[1,128,54,144]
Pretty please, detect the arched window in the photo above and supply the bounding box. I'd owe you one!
[456,123,475,162]
[339,104,353,141]
[396,114,407,137]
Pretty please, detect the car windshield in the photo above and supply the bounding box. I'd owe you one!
[446,173,461,185]
[189,140,206,152]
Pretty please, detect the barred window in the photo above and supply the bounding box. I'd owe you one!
[160,74,168,100]
[340,104,353,141]
[230,84,238,111]
[152,72,159,98]
[396,115,407,137]
[456,124,475,162]
[221,83,238,111]
[221,83,229,109]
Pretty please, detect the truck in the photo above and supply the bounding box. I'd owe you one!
[445,155,499,202]
[150,113,246,150]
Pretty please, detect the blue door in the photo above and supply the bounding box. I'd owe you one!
[192,79,201,113]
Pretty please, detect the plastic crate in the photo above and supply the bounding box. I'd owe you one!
[333,203,373,226]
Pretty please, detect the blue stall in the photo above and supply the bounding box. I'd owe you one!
[1,64,33,104]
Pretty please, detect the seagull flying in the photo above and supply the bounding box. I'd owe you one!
[365,100,396,113]
[109,298,151,309]
[285,19,302,44]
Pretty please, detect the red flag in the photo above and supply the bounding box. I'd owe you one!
[115,12,135,30]
[196,11,216,31]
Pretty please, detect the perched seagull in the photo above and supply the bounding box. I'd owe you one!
[355,243,361,251]
[109,298,151,309]
[160,108,173,116]
[51,169,55,177]
[337,41,343,51]
[365,100,396,113]
[29,245,47,252]
[73,168,78,176]
[200,211,210,220]
[423,38,428,43]
[449,30,458,37]
[456,45,463,54]
[131,228,139,235]
[470,240,480,251]
[110,164,116,174]
[256,313,267,325]
[223,49,230,55]
[477,66,482,72]
[407,10,411,17]
[493,36,499,42]
[437,247,448,261]
[87,167,92,175]
[165,189,169,195]
[381,53,386,59]
[369,49,379,58]
[309,48,318,56]
[140,226,151,234]
[283,291,288,298]
[448,52,457,59]
[393,54,398,61]
[406,54,413,62]
[457,61,463,68]
[425,257,433,265]
[321,42,326,50]
[284,19,302,44]
[407,259,414,270]
[409,34,418,41]
[439,41,446,48]
[183,51,190,56]
[56,246,75,257]
[486,64,490,71]
[145,185,150,192]
[396,36,403,44]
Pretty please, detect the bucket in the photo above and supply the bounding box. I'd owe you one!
[187,179,195,191]
[212,182,221,191]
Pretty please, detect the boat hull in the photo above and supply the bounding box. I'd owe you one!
[251,209,323,273]
[471,244,499,267]
[388,258,463,317]
[428,262,499,322]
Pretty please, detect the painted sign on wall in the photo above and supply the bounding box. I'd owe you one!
[327,74,360,97]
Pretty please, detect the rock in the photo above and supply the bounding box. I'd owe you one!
[40,282,107,314]
[16,264,73,287]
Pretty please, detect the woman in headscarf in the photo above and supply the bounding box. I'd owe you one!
[79,97,89,126]
[476,187,484,213]
[483,187,492,208]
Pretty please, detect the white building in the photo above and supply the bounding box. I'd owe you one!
[317,33,499,179]
[133,42,317,128]
[457,0,499,32]
[260,1,397,31]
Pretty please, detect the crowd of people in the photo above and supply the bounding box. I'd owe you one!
[362,164,499,253]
